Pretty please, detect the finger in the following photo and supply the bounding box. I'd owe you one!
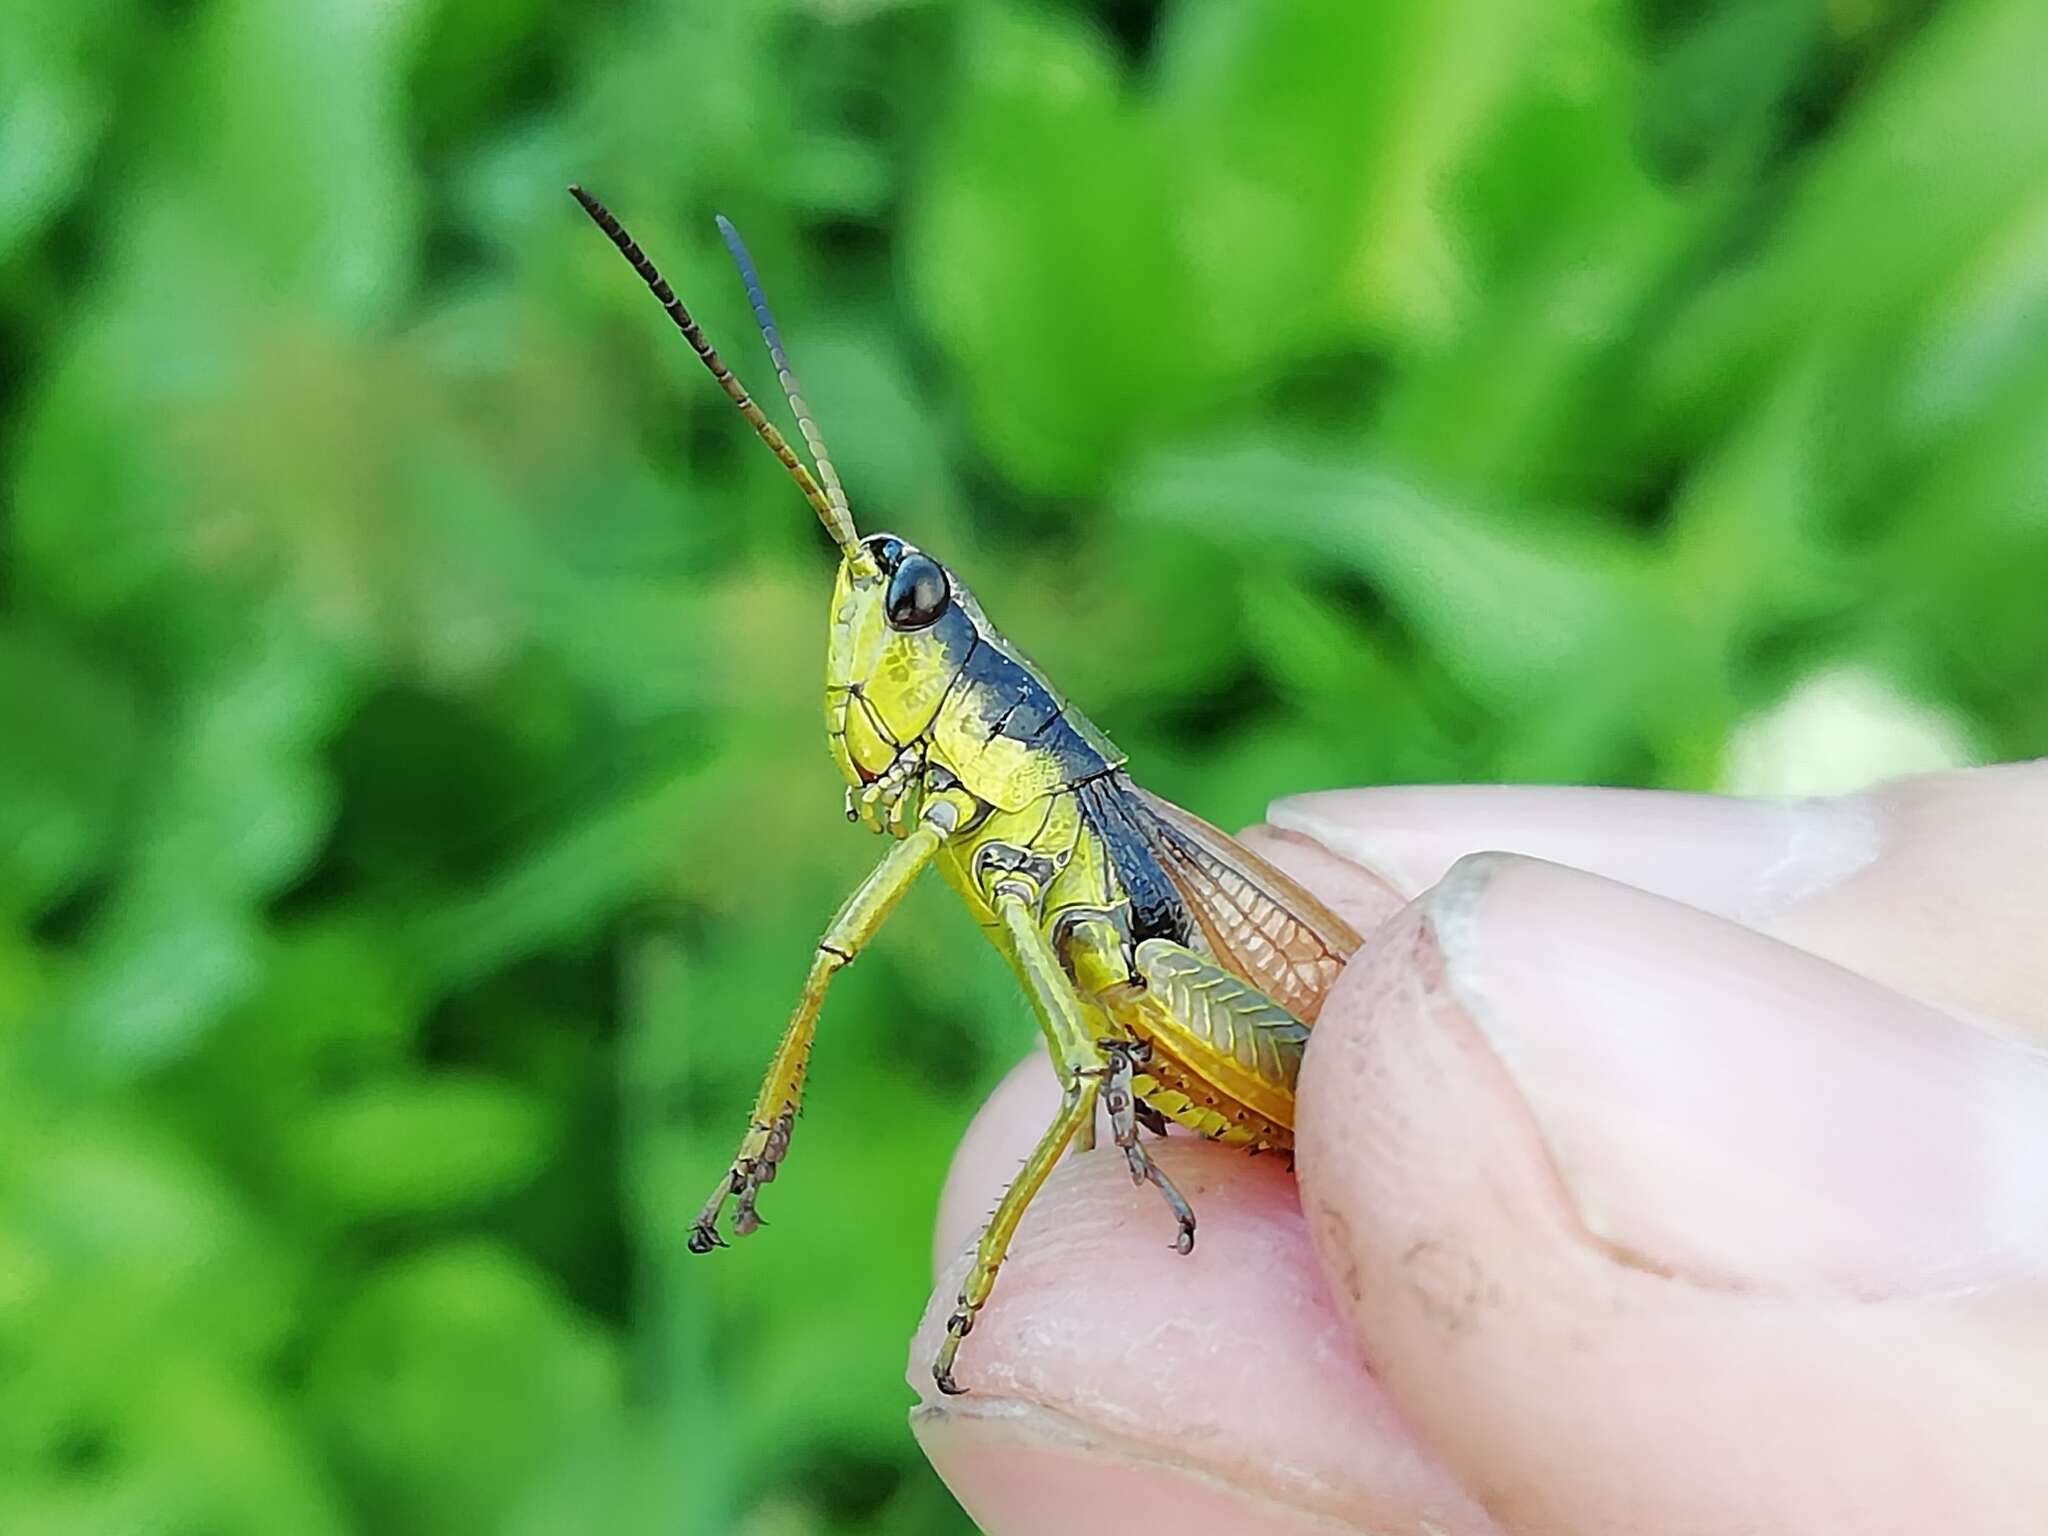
[1259,762,2048,1038]
[913,1055,1503,1536]
[1259,782,1883,922]
[1297,853,2048,1536]
[1770,763,2048,1039]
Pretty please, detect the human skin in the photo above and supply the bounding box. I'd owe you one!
[907,762,2048,1535]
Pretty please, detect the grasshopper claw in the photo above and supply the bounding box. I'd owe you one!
[690,1106,797,1253]
[933,1312,974,1395]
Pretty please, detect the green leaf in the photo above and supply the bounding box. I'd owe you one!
[290,1075,553,1217]
[0,627,139,919]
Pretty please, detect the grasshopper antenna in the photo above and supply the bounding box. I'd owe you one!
[567,185,863,560]
[713,214,857,551]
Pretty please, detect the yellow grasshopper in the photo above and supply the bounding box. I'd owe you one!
[571,187,1363,1394]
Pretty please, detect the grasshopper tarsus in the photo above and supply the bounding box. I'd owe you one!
[933,1311,974,1396]
[686,1223,726,1255]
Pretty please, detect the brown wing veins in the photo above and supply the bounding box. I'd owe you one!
[1123,782,1362,1022]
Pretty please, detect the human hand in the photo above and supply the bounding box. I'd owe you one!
[908,763,2048,1535]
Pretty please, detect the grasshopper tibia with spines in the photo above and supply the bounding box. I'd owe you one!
[1093,1036,1197,1253]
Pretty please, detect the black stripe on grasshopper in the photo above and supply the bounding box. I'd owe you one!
[1072,773,1200,953]
[946,594,1119,788]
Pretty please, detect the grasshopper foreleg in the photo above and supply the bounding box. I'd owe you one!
[855,743,926,837]
[690,811,951,1255]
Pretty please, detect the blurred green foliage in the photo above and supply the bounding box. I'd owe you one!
[1,0,2044,1530]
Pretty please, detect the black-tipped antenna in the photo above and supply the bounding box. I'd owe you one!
[714,214,856,546]
[567,186,861,559]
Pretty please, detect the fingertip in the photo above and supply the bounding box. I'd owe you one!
[1293,853,2048,1536]
[1268,784,1878,923]
[914,1404,1446,1536]
[913,1137,1498,1533]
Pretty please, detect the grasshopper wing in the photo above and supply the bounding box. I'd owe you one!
[1124,783,1362,1022]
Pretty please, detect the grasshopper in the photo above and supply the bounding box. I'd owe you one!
[571,187,1363,1394]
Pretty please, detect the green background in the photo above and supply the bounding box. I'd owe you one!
[3,0,2043,1530]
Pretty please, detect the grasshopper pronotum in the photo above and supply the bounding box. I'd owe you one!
[572,187,1363,1394]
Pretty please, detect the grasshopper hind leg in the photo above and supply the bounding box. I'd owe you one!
[1096,1037,1195,1253]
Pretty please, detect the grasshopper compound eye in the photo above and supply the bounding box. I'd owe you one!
[884,553,950,630]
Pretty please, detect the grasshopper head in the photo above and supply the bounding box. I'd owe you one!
[826,532,978,787]
[565,190,989,791]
